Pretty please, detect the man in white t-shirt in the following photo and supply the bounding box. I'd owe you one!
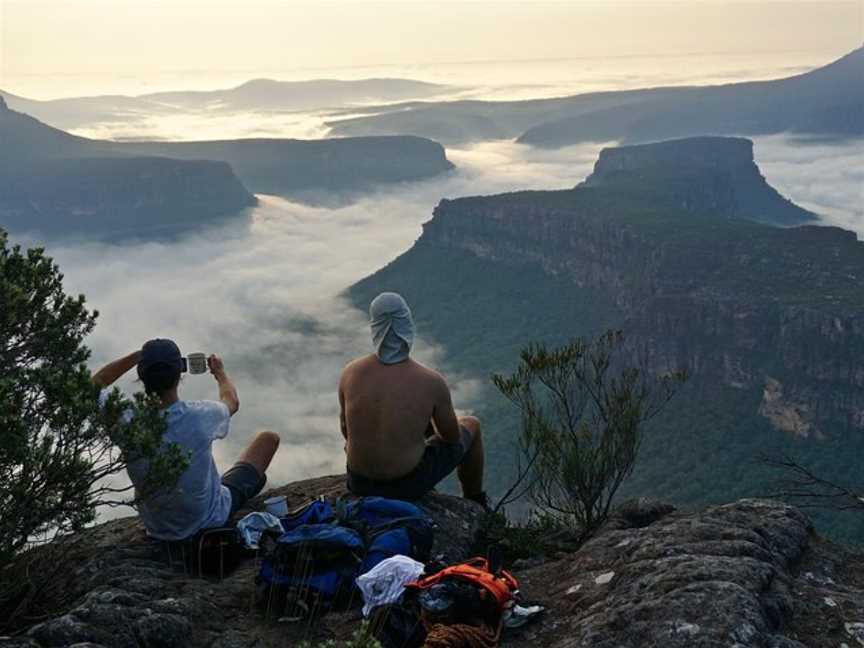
[92,338,280,541]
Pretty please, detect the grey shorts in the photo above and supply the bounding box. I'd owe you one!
[222,461,266,515]
[346,425,474,501]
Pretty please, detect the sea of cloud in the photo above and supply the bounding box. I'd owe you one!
[752,135,864,235]
[42,49,832,142]
[16,133,862,517]
[27,141,605,499]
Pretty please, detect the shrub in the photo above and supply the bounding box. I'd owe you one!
[0,230,187,565]
[493,330,686,543]
[299,623,382,648]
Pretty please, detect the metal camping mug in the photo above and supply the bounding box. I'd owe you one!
[187,353,207,375]
[265,495,289,516]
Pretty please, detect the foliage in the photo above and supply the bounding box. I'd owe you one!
[474,508,576,566]
[492,331,686,542]
[762,454,864,513]
[298,623,382,648]
[0,229,188,567]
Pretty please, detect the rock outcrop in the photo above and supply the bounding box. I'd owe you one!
[2,486,862,648]
[511,499,864,648]
[581,137,816,226]
[1,156,257,239]
[1,475,484,648]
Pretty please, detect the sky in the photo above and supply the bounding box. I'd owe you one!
[2,1,861,93]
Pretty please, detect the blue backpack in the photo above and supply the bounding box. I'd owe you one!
[338,497,435,574]
[258,523,364,604]
[256,497,435,615]
[280,498,335,530]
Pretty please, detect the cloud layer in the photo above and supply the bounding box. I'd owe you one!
[15,134,860,518]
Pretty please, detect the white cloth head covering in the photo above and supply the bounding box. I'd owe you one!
[369,292,415,364]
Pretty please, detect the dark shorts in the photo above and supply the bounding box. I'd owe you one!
[346,425,474,501]
[222,461,266,515]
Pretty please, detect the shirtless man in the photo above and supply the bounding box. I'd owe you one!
[338,292,487,507]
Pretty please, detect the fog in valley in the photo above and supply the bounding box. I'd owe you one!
[13,131,861,506]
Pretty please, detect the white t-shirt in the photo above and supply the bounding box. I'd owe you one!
[103,391,234,540]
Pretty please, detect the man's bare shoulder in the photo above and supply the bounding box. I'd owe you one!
[411,362,450,391]
[339,355,377,382]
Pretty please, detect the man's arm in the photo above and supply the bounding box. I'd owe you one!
[92,350,141,388]
[208,355,239,416]
[430,374,461,444]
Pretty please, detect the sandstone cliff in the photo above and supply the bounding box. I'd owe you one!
[407,138,863,435]
[581,137,816,226]
[1,156,257,238]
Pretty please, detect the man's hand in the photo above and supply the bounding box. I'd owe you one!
[208,354,239,415]
[208,354,226,377]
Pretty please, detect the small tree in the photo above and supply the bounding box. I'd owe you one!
[493,330,686,543]
[0,230,187,566]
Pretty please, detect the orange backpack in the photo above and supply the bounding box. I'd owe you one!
[406,557,519,609]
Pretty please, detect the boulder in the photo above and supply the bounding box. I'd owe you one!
[509,499,864,648]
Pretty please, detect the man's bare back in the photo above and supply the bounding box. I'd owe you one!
[339,354,462,480]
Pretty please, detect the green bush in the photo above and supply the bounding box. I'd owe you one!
[493,331,686,543]
[298,623,382,648]
[0,229,187,566]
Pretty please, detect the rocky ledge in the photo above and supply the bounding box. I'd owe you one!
[511,499,864,648]
[1,479,862,648]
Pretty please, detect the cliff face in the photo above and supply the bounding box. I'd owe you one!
[0,107,256,239]
[581,137,816,226]
[419,140,863,435]
[348,136,864,540]
[121,135,454,196]
[0,157,257,238]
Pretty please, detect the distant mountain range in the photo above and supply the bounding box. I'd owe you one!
[0,78,453,131]
[349,135,864,541]
[0,97,453,238]
[329,47,864,146]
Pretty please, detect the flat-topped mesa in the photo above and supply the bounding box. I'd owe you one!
[580,136,817,226]
[585,136,755,178]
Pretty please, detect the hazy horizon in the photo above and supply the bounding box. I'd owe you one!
[2,1,861,99]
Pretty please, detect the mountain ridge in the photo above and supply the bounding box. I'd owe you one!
[0,78,455,131]
[328,47,864,145]
[0,104,453,238]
